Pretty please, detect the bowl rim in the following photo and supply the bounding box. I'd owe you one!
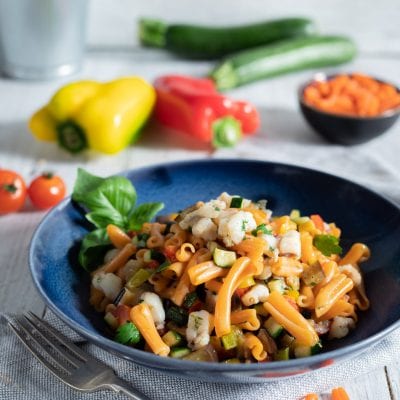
[29,158,400,372]
[298,72,400,121]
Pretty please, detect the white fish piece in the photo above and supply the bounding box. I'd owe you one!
[191,217,218,241]
[179,200,226,230]
[140,292,166,330]
[92,272,122,300]
[328,316,355,339]
[241,284,270,306]
[279,230,301,258]
[261,233,278,251]
[218,210,256,247]
[186,310,211,350]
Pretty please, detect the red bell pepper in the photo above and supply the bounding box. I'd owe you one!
[154,75,260,147]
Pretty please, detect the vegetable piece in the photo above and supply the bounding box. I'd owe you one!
[126,268,152,290]
[153,75,259,148]
[221,329,239,350]
[0,169,27,214]
[303,394,319,400]
[313,234,343,256]
[170,347,191,358]
[162,330,183,347]
[128,203,165,231]
[252,223,272,236]
[28,172,66,210]
[183,292,198,309]
[264,316,284,339]
[310,214,324,231]
[155,260,171,273]
[303,73,400,117]
[274,347,290,360]
[139,17,316,59]
[115,321,141,345]
[210,36,356,90]
[331,387,350,400]
[166,305,189,327]
[29,77,156,154]
[230,196,244,208]
[267,279,286,294]
[293,341,322,358]
[182,344,218,362]
[213,248,237,268]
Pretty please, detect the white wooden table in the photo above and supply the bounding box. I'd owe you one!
[0,1,399,398]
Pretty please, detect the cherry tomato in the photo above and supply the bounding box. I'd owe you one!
[0,169,27,214]
[28,172,66,210]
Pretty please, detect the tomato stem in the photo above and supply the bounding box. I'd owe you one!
[2,183,18,193]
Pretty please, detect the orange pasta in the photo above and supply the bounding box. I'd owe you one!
[233,236,265,275]
[339,243,370,266]
[130,303,170,356]
[188,261,228,285]
[231,309,260,331]
[243,333,267,361]
[106,224,132,249]
[314,274,354,317]
[102,243,136,273]
[264,291,319,346]
[317,299,357,322]
[175,243,196,262]
[214,257,256,337]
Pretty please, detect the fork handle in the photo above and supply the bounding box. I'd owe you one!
[107,376,152,400]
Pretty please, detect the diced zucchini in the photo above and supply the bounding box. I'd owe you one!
[267,278,286,294]
[213,248,237,268]
[280,333,295,348]
[183,292,198,308]
[294,341,322,358]
[207,241,220,254]
[230,196,244,208]
[289,209,300,219]
[274,347,290,361]
[155,260,171,273]
[224,358,241,364]
[162,330,183,347]
[132,233,150,248]
[126,268,152,290]
[166,306,188,327]
[264,316,284,339]
[170,347,191,358]
[143,249,152,262]
[150,250,166,264]
[221,329,238,350]
[104,311,119,329]
[238,275,255,289]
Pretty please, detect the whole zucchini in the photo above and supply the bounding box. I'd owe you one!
[139,17,317,59]
[210,36,357,90]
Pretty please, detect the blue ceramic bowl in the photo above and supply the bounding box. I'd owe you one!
[29,159,400,383]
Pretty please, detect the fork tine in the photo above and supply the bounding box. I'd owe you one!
[27,312,90,362]
[23,313,82,369]
[8,319,70,376]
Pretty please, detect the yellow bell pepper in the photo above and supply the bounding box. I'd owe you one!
[29,77,156,154]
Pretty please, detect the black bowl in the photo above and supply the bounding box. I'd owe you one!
[299,74,400,145]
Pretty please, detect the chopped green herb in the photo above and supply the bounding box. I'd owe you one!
[193,315,203,330]
[214,206,221,211]
[252,223,272,236]
[313,234,342,256]
[241,219,248,231]
[115,322,141,345]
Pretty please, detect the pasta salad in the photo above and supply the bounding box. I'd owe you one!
[73,170,370,363]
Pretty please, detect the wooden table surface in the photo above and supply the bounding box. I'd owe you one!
[1,1,399,398]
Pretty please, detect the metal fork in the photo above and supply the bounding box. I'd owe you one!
[8,312,151,400]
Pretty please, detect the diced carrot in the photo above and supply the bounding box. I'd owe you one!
[303,394,319,400]
[331,387,350,400]
[310,214,324,231]
[303,73,399,117]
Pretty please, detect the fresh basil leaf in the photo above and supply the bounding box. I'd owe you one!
[72,168,105,203]
[78,228,111,271]
[86,209,127,229]
[79,176,136,219]
[128,202,164,231]
[252,223,272,236]
[313,234,342,256]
